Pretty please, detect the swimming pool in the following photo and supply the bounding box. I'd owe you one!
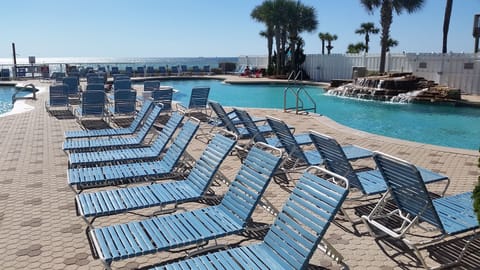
[0,86,29,115]
[155,79,480,150]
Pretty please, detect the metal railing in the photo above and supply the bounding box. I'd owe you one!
[12,84,37,104]
[283,70,316,114]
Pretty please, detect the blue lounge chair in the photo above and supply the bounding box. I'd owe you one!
[148,166,349,270]
[170,66,179,75]
[203,65,210,74]
[65,105,162,152]
[67,117,199,192]
[158,66,167,76]
[113,79,131,91]
[45,84,70,113]
[192,65,201,75]
[62,76,80,97]
[89,142,283,269]
[65,100,153,139]
[136,66,145,77]
[234,108,311,147]
[76,133,236,227]
[151,88,173,111]
[87,75,105,85]
[108,90,136,117]
[362,152,479,269]
[144,80,160,91]
[74,90,106,122]
[110,66,119,75]
[309,131,448,197]
[85,83,104,91]
[125,67,133,77]
[177,86,210,116]
[180,65,189,75]
[267,116,372,174]
[68,111,184,167]
[146,66,155,76]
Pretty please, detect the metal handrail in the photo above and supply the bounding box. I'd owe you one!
[12,84,37,104]
[283,70,316,114]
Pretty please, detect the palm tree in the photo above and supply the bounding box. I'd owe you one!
[442,0,453,53]
[347,42,367,53]
[386,38,398,52]
[251,1,275,72]
[318,32,328,55]
[355,22,379,53]
[360,0,425,73]
[286,1,318,71]
[323,33,338,54]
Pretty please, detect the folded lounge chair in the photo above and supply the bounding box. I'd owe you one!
[89,142,283,269]
[362,152,478,269]
[67,117,200,192]
[176,86,210,116]
[65,100,153,139]
[148,166,349,270]
[74,90,106,122]
[45,84,70,114]
[64,105,162,152]
[76,133,236,227]
[267,116,372,174]
[68,111,184,167]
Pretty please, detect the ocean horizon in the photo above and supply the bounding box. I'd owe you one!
[0,56,239,72]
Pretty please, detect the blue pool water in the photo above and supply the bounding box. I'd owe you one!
[154,79,479,150]
[0,86,29,115]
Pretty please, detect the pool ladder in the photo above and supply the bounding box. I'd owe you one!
[283,71,316,114]
[12,84,37,104]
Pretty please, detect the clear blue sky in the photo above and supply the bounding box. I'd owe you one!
[1,0,478,59]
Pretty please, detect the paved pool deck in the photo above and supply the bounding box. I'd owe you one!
[0,78,478,269]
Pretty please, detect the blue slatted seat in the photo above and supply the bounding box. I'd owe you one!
[267,117,372,174]
[362,152,479,269]
[148,166,349,270]
[68,111,184,167]
[63,105,162,152]
[77,134,236,227]
[67,118,200,192]
[45,84,70,113]
[74,90,106,122]
[90,143,283,269]
[176,87,210,116]
[65,100,154,139]
[235,108,311,147]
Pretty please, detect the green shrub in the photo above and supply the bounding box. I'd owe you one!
[473,148,480,223]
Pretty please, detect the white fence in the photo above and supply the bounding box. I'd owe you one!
[240,53,480,95]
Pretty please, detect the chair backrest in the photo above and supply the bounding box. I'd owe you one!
[111,66,119,74]
[218,144,283,225]
[81,90,105,116]
[87,75,104,84]
[150,111,184,153]
[86,83,104,91]
[171,66,179,74]
[309,131,364,192]
[186,134,236,194]
[113,90,136,114]
[267,116,308,162]
[234,108,268,143]
[160,118,200,171]
[158,66,166,74]
[373,152,444,231]
[127,100,153,132]
[152,88,173,111]
[62,77,79,96]
[146,66,154,74]
[144,81,160,91]
[263,166,349,269]
[181,65,188,73]
[135,105,162,140]
[125,67,133,76]
[208,101,239,133]
[49,84,69,106]
[192,66,200,73]
[203,65,210,72]
[188,87,210,109]
[114,79,131,91]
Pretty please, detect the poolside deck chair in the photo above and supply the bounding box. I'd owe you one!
[158,66,167,76]
[113,79,131,91]
[110,66,119,75]
[148,166,349,270]
[234,108,311,147]
[65,100,153,139]
[108,89,136,117]
[144,80,160,91]
[65,105,162,152]
[192,65,201,75]
[76,133,236,227]
[267,116,372,174]
[69,111,184,167]
[203,65,211,75]
[136,66,145,77]
[74,90,106,122]
[177,86,210,116]
[362,152,479,270]
[67,117,200,192]
[180,65,189,75]
[87,75,105,85]
[89,142,283,269]
[146,66,155,76]
[125,67,133,77]
[151,88,173,111]
[45,84,70,113]
[85,83,104,91]
[170,66,180,76]
[62,76,80,97]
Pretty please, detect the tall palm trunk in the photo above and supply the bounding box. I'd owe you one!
[267,35,273,70]
[365,33,370,53]
[379,0,393,73]
[442,0,453,53]
[274,27,282,75]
